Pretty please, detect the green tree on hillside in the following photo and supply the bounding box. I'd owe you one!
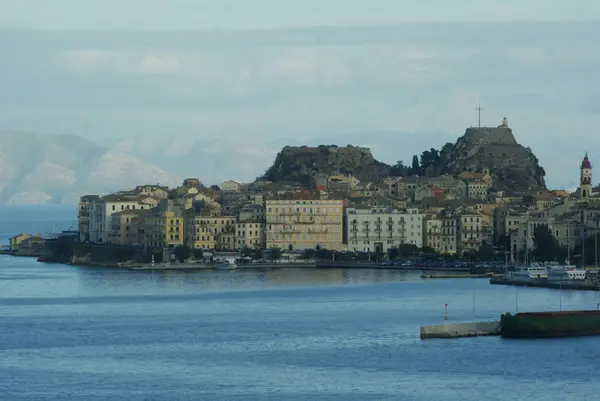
[409,155,420,175]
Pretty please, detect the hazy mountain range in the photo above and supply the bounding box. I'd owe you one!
[0,129,459,204]
[0,131,181,204]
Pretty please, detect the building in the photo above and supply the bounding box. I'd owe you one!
[510,216,585,258]
[235,220,266,249]
[580,153,593,199]
[185,214,236,250]
[221,180,242,192]
[78,195,99,242]
[265,199,344,251]
[440,213,458,255]
[423,215,443,254]
[109,209,148,245]
[456,209,493,254]
[466,179,489,200]
[346,207,423,253]
[143,200,185,249]
[87,193,159,244]
[9,233,32,251]
[238,204,265,222]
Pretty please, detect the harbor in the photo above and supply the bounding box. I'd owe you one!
[490,276,599,291]
[421,310,600,339]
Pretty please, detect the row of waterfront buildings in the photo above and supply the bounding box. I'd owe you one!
[77,154,600,258]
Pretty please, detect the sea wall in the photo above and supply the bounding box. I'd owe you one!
[420,321,501,339]
[39,238,152,266]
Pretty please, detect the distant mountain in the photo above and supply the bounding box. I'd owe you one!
[94,130,454,186]
[0,131,181,204]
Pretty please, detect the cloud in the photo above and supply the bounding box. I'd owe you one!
[2,23,600,189]
[63,50,181,74]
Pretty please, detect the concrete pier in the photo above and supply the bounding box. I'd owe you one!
[420,321,501,339]
[490,277,599,291]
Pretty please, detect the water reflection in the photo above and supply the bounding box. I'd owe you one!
[73,267,425,296]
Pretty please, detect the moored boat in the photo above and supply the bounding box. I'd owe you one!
[215,258,237,270]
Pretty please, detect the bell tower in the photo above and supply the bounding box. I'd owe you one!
[580,153,593,198]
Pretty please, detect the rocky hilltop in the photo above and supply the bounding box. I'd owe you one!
[438,119,546,191]
[0,131,181,204]
[261,145,390,185]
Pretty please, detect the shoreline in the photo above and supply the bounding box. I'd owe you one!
[490,277,600,291]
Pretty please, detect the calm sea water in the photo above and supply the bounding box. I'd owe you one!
[0,205,77,244]
[1,256,600,400]
[1,207,600,400]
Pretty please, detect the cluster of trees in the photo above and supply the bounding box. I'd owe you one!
[390,144,453,177]
[525,224,600,265]
[169,241,501,263]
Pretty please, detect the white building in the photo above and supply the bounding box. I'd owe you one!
[88,194,159,244]
[346,207,423,253]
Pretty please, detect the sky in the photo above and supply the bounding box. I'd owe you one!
[1,1,600,188]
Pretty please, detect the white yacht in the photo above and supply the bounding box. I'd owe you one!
[215,258,238,270]
[509,262,549,280]
[547,264,587,281]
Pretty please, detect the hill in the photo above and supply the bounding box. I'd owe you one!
[437,119,546,191]
[260,145,390,185]
[0,131,181,204]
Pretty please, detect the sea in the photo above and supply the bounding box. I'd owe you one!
[1,206,600,400]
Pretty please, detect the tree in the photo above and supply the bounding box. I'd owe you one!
[388,247,400,260]
[409,155,420,175]
[193,249,204,261]
[477,242,495,261]
[254,248,263,260]
[420,246,438,257]
[302,248,316,260]
[532,224,560,262]
[269,246,282,261]
[390,161,405,177]
[420,148,440,170]
[398,243,419,257]
[241,245,253,258]
[173,245,192,263]
[315,248,333,261]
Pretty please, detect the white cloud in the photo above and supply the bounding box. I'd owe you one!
[63,50,182,75]
[4,24,600,189]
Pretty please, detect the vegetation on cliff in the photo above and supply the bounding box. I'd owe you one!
[260,145,390,185]
[390,126,546,191]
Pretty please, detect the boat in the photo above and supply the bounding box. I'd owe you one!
[547,264,587,281]
[215,258,237,270]
[508,262,549,280]
[501,310,600,338]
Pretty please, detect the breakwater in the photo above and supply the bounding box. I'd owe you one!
[490,276,599,291]
[420,321,501,339]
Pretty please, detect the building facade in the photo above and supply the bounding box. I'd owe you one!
[346,207,423,253]
[235,220,266,249]
[185,214,236,250]
[265,199,344,251]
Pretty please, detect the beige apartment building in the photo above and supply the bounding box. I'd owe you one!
[423,215,443,254]
[265,199,344,251]
[143,201,185,249]
[185,214,237,250]
[457,209,493,254]
[235,220,266,249]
